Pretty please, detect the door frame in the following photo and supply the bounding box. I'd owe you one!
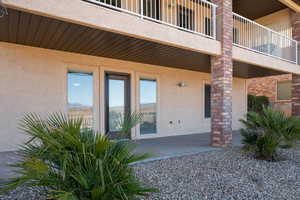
[104,71,131,135]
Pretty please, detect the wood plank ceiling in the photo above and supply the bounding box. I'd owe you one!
[0,8,285,78]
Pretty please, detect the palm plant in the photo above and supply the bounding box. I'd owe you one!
[240,106,300,161]
[0,113,156,199]
[116,112,143,139]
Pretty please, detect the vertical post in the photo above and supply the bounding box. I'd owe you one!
[210,0,233,147]
[213,5,217,39]
[296,40,298,65]
[141,0,143,18]
[291,11,300,116]
[268,31,271,56]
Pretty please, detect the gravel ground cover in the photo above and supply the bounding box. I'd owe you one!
[134,147,300,200]
[1,147,300,200]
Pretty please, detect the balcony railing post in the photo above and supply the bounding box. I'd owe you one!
[268,31,271,56]
[296,41,298,65]
[140,0,143,19]
[213,5,217,39]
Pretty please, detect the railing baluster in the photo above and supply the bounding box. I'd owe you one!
[86,0,217,40]
[233,12,297,64]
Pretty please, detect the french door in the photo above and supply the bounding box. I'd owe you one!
[105,72,131,138]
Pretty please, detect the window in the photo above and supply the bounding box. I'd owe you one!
[140,79,157,134]
[68,72,93,128]
[204,84,211,118]
[143,0,160,20]
[277,81,292,101]
[105,73,130,134]
[177,5,195,30]
[205,17,211,36]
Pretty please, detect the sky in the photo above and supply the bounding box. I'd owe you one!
[68,73,157,107]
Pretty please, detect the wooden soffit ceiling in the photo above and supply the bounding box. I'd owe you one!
[0,8,285,78]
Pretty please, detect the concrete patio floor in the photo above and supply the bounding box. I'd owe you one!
[134,132,242,162]
[0,132,242,179]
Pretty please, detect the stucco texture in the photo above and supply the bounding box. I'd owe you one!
[0,42,247,152]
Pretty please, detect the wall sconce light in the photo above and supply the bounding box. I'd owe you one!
[177,81,187,87]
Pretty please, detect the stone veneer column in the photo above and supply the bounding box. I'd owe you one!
[210,0,233,147]
[291,11,300,116]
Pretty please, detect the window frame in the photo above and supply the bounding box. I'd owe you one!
[203,80,211,119]
[67,70,95,129]
[136,72,160,138]
[276,80,292,102]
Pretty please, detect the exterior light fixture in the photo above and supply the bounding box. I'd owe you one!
[177,82,187,87]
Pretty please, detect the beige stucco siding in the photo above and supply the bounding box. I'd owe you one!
[0,42,247,152]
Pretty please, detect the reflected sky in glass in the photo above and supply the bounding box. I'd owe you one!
[68,72,93,107]
[140,79,156,104]
[109,79,125,107]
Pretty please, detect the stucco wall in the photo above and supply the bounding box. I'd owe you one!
[0,42,247,152]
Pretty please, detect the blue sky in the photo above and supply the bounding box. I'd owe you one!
[68,73,157,107]
[68,73,93,107]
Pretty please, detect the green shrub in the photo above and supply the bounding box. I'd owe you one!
[117,112,143,139]
[240,106,300,161]
[248,95,269,113]
[0,113,156,199]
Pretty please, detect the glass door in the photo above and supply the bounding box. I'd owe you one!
[105,72,130,138]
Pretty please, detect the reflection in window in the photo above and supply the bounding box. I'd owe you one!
[108,79,125,132]
[140,79,157,134]
[277,81,292,101]
[68,72,93,128]
[205,84,211,118]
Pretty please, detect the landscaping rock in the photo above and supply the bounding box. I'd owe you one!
[133,147,300,200]
[1,147,299,200]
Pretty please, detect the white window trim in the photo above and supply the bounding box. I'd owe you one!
[135,72,160,139]
[66,64,100,131]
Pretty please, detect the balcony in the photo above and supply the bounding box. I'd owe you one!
[233,12,298,64]
[86,0,298,64]
[85,0,217,39]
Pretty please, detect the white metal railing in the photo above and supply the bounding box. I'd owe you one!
[86,0,217,39]
[233,12,298,64]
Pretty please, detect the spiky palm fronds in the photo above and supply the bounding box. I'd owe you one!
[240,106,300,160]
[0,113,156,199]
[116,112,143,139]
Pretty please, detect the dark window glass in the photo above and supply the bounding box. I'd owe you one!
[205,84,211,118]
[100,0,121,7]
[143,0,160,20]
[177,5,195,30]
[205,17,211,36]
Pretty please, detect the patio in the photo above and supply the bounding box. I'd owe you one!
[0,132,242,179]
[134,132,242,162]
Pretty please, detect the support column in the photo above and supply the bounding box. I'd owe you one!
[210,0,233,147]
[291,11,300,116]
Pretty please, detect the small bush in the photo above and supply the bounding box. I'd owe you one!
[0,113,156,199]
[240,106,300,161]
[248,95,269,113]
